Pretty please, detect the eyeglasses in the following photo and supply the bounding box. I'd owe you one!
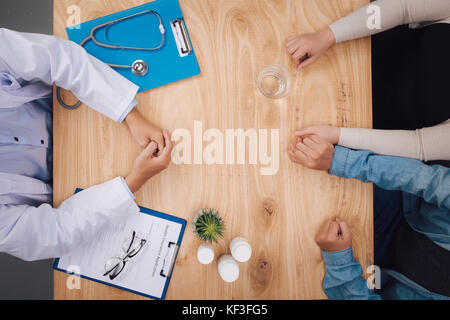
[103,231,147,280]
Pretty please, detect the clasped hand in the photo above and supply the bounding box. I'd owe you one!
[288,125,341,171]
[124,108,172,193]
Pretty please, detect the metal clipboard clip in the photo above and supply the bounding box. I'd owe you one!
[160,241,179,278]
[170,18,193,57]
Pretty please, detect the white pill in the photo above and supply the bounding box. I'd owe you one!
[230,237,252,263]
[197,244,214,265]
[218,255,239,283]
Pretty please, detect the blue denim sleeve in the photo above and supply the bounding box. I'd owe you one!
[322,247,381,300]
[330,146,450,210]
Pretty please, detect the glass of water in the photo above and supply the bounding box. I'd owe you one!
[257,64,290,99]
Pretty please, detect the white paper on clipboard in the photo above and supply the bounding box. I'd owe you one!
[56,210,183,299]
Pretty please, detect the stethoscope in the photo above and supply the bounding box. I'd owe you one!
[57,10,165,110]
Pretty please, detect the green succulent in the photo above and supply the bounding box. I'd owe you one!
[193,209,225,243]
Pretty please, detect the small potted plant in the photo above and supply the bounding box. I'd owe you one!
[193,209,225,243]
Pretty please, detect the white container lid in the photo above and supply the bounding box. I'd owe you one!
[230,237,252,263]
[197,244,214,265]
[218,255,239,283]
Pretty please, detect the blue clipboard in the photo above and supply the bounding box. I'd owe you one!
[66,0,200,93]
[53,188,186,300]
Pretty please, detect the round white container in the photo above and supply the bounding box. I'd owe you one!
[197,244,214,265]
[218,255,239,283]
[230,237,252,263]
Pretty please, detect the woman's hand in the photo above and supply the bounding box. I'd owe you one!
[286,27,336,71]
[125,108,164,152]
[125,130,173,193]
[295,126,341,145]
[288,135,334,171]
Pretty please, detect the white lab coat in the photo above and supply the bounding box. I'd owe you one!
[0,28,140,261]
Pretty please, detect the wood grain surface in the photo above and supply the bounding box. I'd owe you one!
[53,0,373,300]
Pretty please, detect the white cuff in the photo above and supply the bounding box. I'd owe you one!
[118,98,138,123]
[120,176,135,200]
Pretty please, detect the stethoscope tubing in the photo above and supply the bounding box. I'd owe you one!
[57,10,165,110]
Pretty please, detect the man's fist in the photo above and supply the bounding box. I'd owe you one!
[288,135,334,171]
[315,219,352,252]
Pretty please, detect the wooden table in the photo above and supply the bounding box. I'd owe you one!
[53,0,373,300]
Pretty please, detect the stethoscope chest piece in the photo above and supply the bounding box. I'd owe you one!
[131,60,149,76]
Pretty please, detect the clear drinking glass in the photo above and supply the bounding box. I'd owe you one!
[257,64,290,99]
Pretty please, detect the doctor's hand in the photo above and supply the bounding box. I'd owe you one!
[125,108,165,152]
[125,130,172,193]
[315,219,352,253]
[286,27,336,71]
[295,126,341,145]
[288,135,334,171]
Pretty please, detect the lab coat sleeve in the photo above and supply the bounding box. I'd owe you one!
[0,28,139,122]
[0,177,139,261]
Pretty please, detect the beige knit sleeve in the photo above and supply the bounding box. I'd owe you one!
[329,0,450,43]
[338,119,450,161]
